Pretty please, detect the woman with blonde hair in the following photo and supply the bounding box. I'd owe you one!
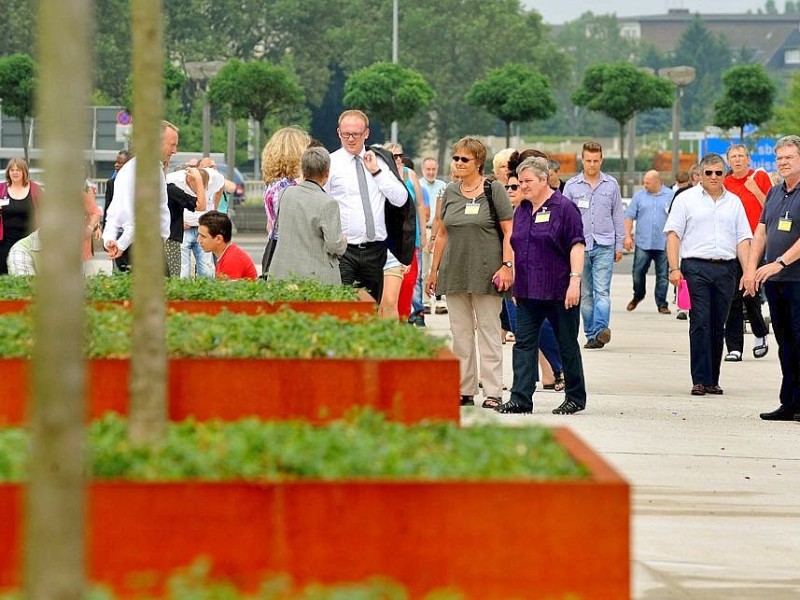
[260,126,311,271]
[0,158,42,274]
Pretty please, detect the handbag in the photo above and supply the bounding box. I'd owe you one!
[677,279,691,310]
[259,187,285,279]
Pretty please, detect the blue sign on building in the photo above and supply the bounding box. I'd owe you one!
[701,137,777,172]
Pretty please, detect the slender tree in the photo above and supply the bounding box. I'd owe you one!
[713,64,776,141]
[572,62,674,186]
[466,63,556,147]
[25,0,91,597]
[0,53,36,162]
[128,0,168,445]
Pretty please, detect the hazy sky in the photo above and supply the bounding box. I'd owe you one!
[525,1,772,24]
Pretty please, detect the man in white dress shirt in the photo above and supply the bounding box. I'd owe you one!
[324,109,408,302]
[102,121,177,271]
[664,153,753,397]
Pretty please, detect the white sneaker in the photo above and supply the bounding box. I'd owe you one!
[435,297,448,314]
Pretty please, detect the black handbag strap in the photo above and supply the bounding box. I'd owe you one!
[483,179,504,242]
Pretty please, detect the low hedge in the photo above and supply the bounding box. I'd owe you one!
[0,411,587,482]
[0,306,445,359]
[0,275,359,302]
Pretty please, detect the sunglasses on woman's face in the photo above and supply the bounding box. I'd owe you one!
[393,153,404,160]
[451,155,474,163]
[504,184,520,191]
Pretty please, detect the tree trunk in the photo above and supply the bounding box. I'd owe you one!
[253,120,261,182]
[226,116,236,176]
[20,117,28,164]
[740,125,745,144]
[24,0,92,597]
[618,122,626,193]
[129,0,167,445]
[505,120,512,149]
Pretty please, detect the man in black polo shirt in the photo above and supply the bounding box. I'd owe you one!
[744,135,800,421]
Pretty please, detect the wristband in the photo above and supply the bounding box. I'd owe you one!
[569,272,581,278]
[669,267,680,273]
[370,168,382,177]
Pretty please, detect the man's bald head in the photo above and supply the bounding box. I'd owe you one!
[643,170,662,194]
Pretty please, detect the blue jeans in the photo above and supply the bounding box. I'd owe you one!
[411,248,425,314]
[632,247,669,308]
[581,244,614,340]
[180,226,215,278]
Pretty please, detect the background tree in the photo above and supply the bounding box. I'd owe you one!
[713,64,776,141]
[208,60,248,177]
[231,60,305,177]
[554,12,641,136]
[770,72,800,134]
[466,63,556,147]
[123,62,188,113]
[0,0,36,57]
[25,0,92,596]
[0,53,36,162]
[672,16,733,130]
[129,0,168,445]
[572,62,674,185]
[343,62,435,135]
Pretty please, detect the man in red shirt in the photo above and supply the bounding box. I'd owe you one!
[722,144,771,361]
[197,211,257,280]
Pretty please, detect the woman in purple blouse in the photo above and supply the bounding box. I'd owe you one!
[495,157,589,415]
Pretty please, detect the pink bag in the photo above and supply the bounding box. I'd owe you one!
[677,279,691,310]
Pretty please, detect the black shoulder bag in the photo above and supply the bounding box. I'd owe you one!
[483,179,504,243]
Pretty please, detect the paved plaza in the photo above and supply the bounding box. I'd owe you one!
[438,272,800,599]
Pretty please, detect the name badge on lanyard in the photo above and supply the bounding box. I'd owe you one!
[778,211,792,232]
[535,208,551,224]
[464,201,480,216]
[0,198,8,208]
[575,194,590,210]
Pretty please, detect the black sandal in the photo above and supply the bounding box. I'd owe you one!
[553,371,565,392]
[481,397,502,409]
[494,399,533,414]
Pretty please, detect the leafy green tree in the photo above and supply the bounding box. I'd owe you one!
[572,62,674,184]
[208,59,304,176]
[0,53,36,162]
[122,62,188,113]
[770,72,800,134]
[0,0,36,58]
[466,63,556,147]
[343,62,435,133]
[93,0,133,102]
[713,64,776,141]
[673,16,732,129]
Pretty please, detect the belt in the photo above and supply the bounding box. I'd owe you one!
[685,257,735,263]
[348,241,384,249]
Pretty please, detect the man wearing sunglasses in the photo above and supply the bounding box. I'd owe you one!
[325,110,408,302]
[664,153,753,397]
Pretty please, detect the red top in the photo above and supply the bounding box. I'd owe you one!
[216,243,257,280]
[724,169,772,233]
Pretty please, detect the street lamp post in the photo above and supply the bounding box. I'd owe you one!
[390,0,399,143]
[659,66,696,178]
[184,61,225,156]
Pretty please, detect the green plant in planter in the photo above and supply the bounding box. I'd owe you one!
[0,275,360,302]
[0,558,467,598]
[0,411,588,482]
[0,307,445,359]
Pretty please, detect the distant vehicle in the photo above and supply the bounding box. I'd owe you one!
[215,164,246,205]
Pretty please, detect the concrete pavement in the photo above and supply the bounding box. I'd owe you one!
[423,273,800,599]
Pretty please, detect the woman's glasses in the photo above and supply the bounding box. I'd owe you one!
[393,153,404,160]
[452,155,474,163]
[504,184,520,191]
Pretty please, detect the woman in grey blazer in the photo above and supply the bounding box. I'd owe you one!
[268,147,347,284]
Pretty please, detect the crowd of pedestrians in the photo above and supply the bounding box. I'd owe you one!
[2,115,799,423]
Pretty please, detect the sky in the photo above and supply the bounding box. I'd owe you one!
[525,0,772,24]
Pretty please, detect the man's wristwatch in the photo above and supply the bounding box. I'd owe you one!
[370,168,382,177]
[501,261,513,268]
[776,256,788,269]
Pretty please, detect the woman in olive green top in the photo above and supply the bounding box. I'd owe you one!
[425,137,514,408]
